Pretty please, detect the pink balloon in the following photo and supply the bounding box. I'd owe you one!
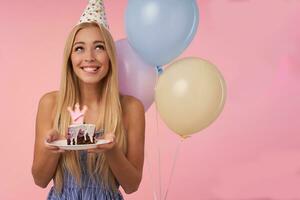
[116,39,157,111]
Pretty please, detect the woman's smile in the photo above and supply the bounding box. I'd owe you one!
[80,66,101,74]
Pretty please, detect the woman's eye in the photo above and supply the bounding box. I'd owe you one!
[74,46,83,52]
[95,45,105,50]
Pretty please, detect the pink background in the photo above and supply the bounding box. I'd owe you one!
[1,0,300,199]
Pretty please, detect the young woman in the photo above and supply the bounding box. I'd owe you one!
[31,21,145,199]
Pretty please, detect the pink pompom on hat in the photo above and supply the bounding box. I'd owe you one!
[78,0,109,29]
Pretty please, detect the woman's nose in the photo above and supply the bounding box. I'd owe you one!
[84,49,95,62]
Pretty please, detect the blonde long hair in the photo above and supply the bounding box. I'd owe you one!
[53,22,127,192]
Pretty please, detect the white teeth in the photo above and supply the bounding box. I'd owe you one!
[82,67,99,73]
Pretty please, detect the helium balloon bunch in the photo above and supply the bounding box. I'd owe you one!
[118,0,226,138]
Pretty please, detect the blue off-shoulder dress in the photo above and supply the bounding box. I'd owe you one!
[47,151,123,200]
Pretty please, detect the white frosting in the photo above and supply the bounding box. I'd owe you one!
[87,124,96,143]
[68,124,96,144]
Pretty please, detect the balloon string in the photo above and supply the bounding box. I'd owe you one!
[145,151,158,200]
[163,139,182,200]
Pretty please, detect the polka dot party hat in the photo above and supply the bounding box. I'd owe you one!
[78,0,109,29]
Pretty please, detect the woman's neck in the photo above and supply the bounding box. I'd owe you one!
[78,82,102,109]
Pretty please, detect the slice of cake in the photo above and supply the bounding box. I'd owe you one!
[66,103,97,145]
[67,124,96,145]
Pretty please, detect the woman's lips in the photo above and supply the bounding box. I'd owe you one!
[80,66,100,74]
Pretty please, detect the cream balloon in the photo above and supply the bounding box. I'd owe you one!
[155,57,226,138]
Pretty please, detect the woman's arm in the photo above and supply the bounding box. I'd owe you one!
[107,96,145,194]
[31,91,63,188]
[89,96,145,194]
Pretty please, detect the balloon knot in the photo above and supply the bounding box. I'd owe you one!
[156,65,164,75]
[180,135,191,139]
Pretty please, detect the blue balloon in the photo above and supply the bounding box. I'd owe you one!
[125,0,199,66]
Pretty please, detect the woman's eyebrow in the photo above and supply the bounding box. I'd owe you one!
[73,40,105,46]
[73,41,85,46]
[94,40,105,44]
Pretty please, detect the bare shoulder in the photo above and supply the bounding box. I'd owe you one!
[120,95,145,114]
[39,91,58,106]
[39,91,58,108]
[120,95,145,136]
[37,91,59,121]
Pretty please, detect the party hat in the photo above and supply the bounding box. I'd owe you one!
[78,0,109,29]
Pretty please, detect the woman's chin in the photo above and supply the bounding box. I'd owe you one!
[78,77,104,85]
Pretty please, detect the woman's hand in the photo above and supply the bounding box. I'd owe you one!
[44,129,65,153]
[87,132,116,154]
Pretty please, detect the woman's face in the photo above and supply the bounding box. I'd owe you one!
[71,25,110,85]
